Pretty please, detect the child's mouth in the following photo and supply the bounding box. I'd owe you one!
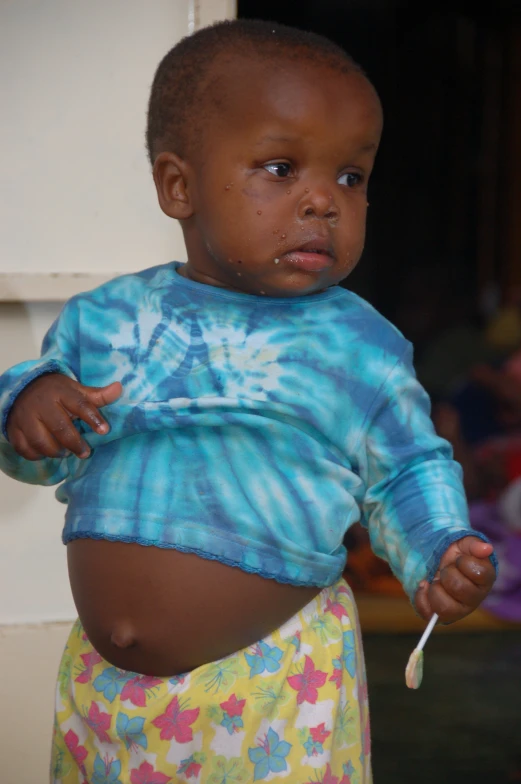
[280,239,335,272]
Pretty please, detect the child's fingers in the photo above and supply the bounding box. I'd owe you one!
[456,555,496,589]
[414,581,434,621]
[472,541,494,558]
[24,420,65,459]
[10,428,47,461]
[428,580,470,624]
[462,538,494,560]
[62,390,111,434]
[64,381,122,434]
[44,405,91,458]
[81,381,123,409]
[439,563,487,608]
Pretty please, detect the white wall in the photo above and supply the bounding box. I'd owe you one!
[1,0,190,276]
[0,3,236,780]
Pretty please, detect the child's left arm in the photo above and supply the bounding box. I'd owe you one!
[359,342,497,622]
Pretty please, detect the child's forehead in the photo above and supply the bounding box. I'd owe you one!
[206,54,382,146]
[213,50,355,100]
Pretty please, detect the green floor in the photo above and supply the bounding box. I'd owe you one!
[364,632,521,783]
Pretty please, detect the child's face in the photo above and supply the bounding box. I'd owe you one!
[160,58,382,297]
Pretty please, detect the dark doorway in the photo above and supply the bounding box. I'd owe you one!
[239,1,521,346]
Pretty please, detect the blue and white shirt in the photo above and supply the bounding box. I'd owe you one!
[0,262,486,599]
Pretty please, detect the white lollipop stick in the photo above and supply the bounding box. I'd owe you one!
[416,612,438,652]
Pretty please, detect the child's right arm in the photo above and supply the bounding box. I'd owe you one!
[0,297,121,485]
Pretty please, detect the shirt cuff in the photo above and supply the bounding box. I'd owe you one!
[1,359,76,439]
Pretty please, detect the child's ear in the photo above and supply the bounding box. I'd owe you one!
[152,152,194,220]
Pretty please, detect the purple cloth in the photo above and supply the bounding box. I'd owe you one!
[470,501,521,622]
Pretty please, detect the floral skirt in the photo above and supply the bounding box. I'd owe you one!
[51,579,371,783]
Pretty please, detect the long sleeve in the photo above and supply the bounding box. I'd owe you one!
[0,298,80,486]
[358,343,493,602]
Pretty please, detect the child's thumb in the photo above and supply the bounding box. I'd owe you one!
[81,381,123,407]
[460,537,494,559]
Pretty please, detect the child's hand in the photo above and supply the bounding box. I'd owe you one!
[414,537,495,624]
[6,374,122,460]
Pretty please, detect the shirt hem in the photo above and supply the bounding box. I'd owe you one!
[62,528,343,589]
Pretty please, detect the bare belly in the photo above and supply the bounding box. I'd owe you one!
[67,539,320,677]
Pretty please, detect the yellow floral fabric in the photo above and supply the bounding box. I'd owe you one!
[51,580,371,784]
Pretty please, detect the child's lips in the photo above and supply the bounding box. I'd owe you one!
[280,239,335,272]
[282,250,335,272]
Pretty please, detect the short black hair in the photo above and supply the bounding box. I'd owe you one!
[146,18,363,165]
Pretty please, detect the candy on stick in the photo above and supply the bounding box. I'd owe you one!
[405,613,438,689]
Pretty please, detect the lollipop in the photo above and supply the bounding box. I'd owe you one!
[405,613,438,689]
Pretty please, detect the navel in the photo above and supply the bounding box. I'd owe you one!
[110,622,137,650]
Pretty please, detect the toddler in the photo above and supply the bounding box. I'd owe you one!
[0,20,496,784]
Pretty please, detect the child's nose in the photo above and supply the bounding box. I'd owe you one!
[298,185,339,221]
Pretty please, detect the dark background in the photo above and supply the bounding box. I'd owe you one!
[239,0,521,336]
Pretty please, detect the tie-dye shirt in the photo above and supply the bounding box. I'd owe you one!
[0,262,485,599]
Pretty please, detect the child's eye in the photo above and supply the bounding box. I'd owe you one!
[338,172,363,188]
[263,162,292,178]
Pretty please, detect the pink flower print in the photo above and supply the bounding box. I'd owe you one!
[219,693,246,734]
[287,655,327,705]
[310,723,331,745]
[75,651,103,684]
[177,755,203,778]
[363,717,371,755]
[220,694,246,717]
[84,701,112,744]
[184,760,201,778]
[64,729,88,772]
[329,658,343,690]
[358,677,368,704]
[130,761,171,784]
[152,696,199,742]
[323,765,340,784]
[307,764,339,784]
[121,675,163,708]
[325,597,348,621]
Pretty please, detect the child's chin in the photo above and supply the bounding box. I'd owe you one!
[271,280,332,298]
